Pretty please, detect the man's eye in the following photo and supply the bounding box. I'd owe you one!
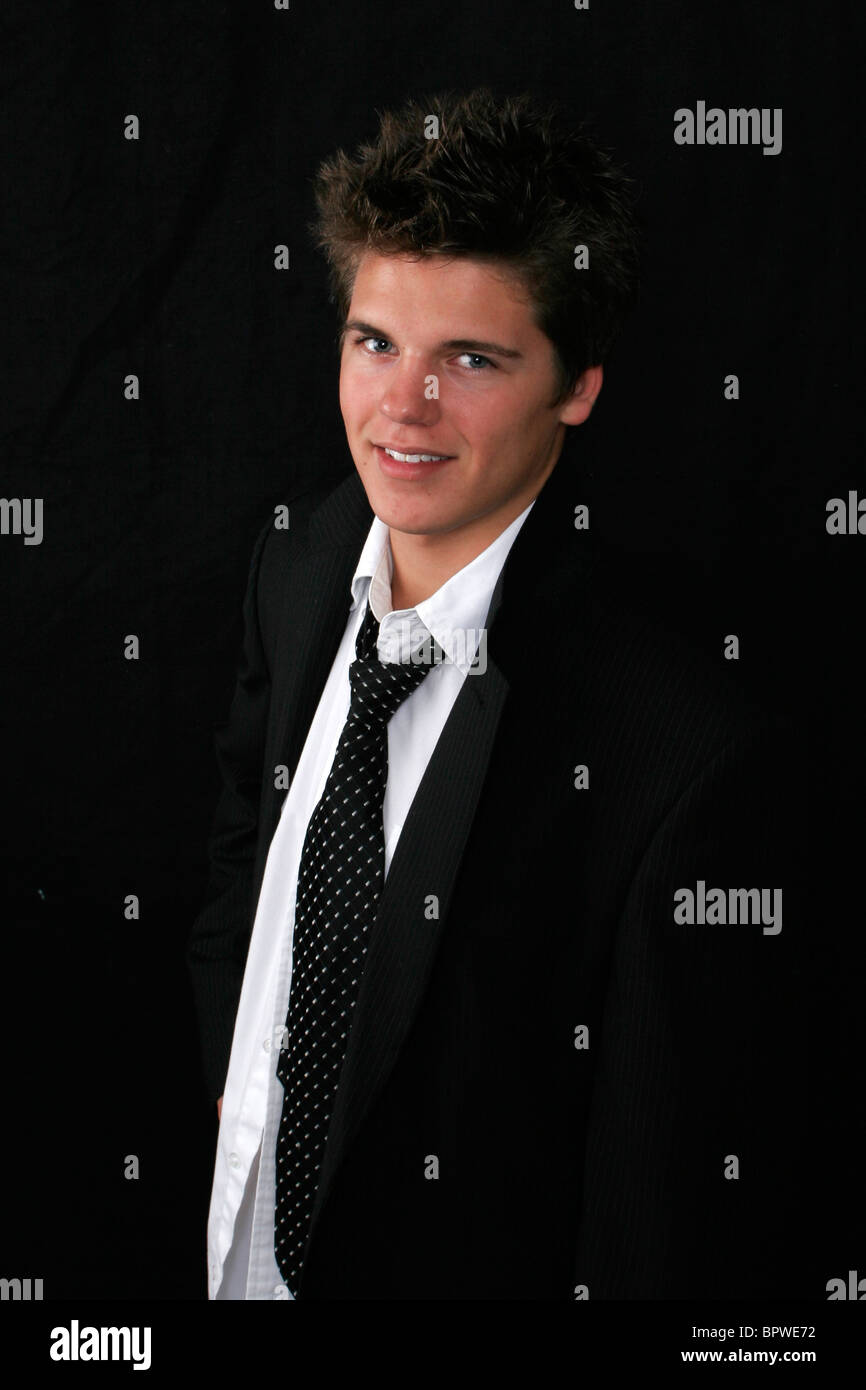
[457,353,494,370]
[357,336,391,353]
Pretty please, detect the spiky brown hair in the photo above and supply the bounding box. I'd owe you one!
[310,87,642,404]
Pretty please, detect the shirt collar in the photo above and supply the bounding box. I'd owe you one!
[349,502,535,675]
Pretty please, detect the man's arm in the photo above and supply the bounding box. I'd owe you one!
[186,515,275,1106]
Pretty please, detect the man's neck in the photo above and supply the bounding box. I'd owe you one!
[387,498,529,613]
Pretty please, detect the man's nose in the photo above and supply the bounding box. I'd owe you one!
[379,358,440,425]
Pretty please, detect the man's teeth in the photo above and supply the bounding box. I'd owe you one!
[383,447,449,463]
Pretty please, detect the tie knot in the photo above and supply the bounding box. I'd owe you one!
[349,601,441,725]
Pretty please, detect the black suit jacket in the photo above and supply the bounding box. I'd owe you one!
[187,452,809,1299]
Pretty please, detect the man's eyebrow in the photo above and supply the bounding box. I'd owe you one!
[342,320,523,359]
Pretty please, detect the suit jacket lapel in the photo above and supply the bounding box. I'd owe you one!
[249,473,375,913]
[306,634,511,1245]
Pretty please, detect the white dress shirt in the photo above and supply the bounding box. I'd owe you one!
[208,498,534,1299]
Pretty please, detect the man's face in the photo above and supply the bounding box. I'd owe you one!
[338,252,600,541]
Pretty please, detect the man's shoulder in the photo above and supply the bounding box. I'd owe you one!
[271,468,359,542]
[255,468,366,581]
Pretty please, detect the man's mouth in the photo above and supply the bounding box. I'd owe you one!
[378,445,453,463]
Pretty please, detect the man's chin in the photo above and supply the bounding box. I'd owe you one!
[371,503,454,537]
[352,472,453,535]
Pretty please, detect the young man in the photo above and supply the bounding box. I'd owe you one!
[187,88,800,1300]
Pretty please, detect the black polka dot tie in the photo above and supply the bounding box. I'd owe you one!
[274,597,442,1296]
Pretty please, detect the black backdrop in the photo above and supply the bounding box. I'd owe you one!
[2,0,863,1306]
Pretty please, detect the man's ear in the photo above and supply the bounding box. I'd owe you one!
[557,364,603,427]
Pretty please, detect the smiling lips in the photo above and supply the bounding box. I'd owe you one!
[377,444,454,462]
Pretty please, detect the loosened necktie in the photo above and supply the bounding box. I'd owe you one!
[274,597,442,1296]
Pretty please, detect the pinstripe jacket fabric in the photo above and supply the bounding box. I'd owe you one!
[187,453,807,1299]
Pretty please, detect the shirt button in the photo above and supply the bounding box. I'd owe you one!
[263,1036,271,1051]
[228,1152,241,1168]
